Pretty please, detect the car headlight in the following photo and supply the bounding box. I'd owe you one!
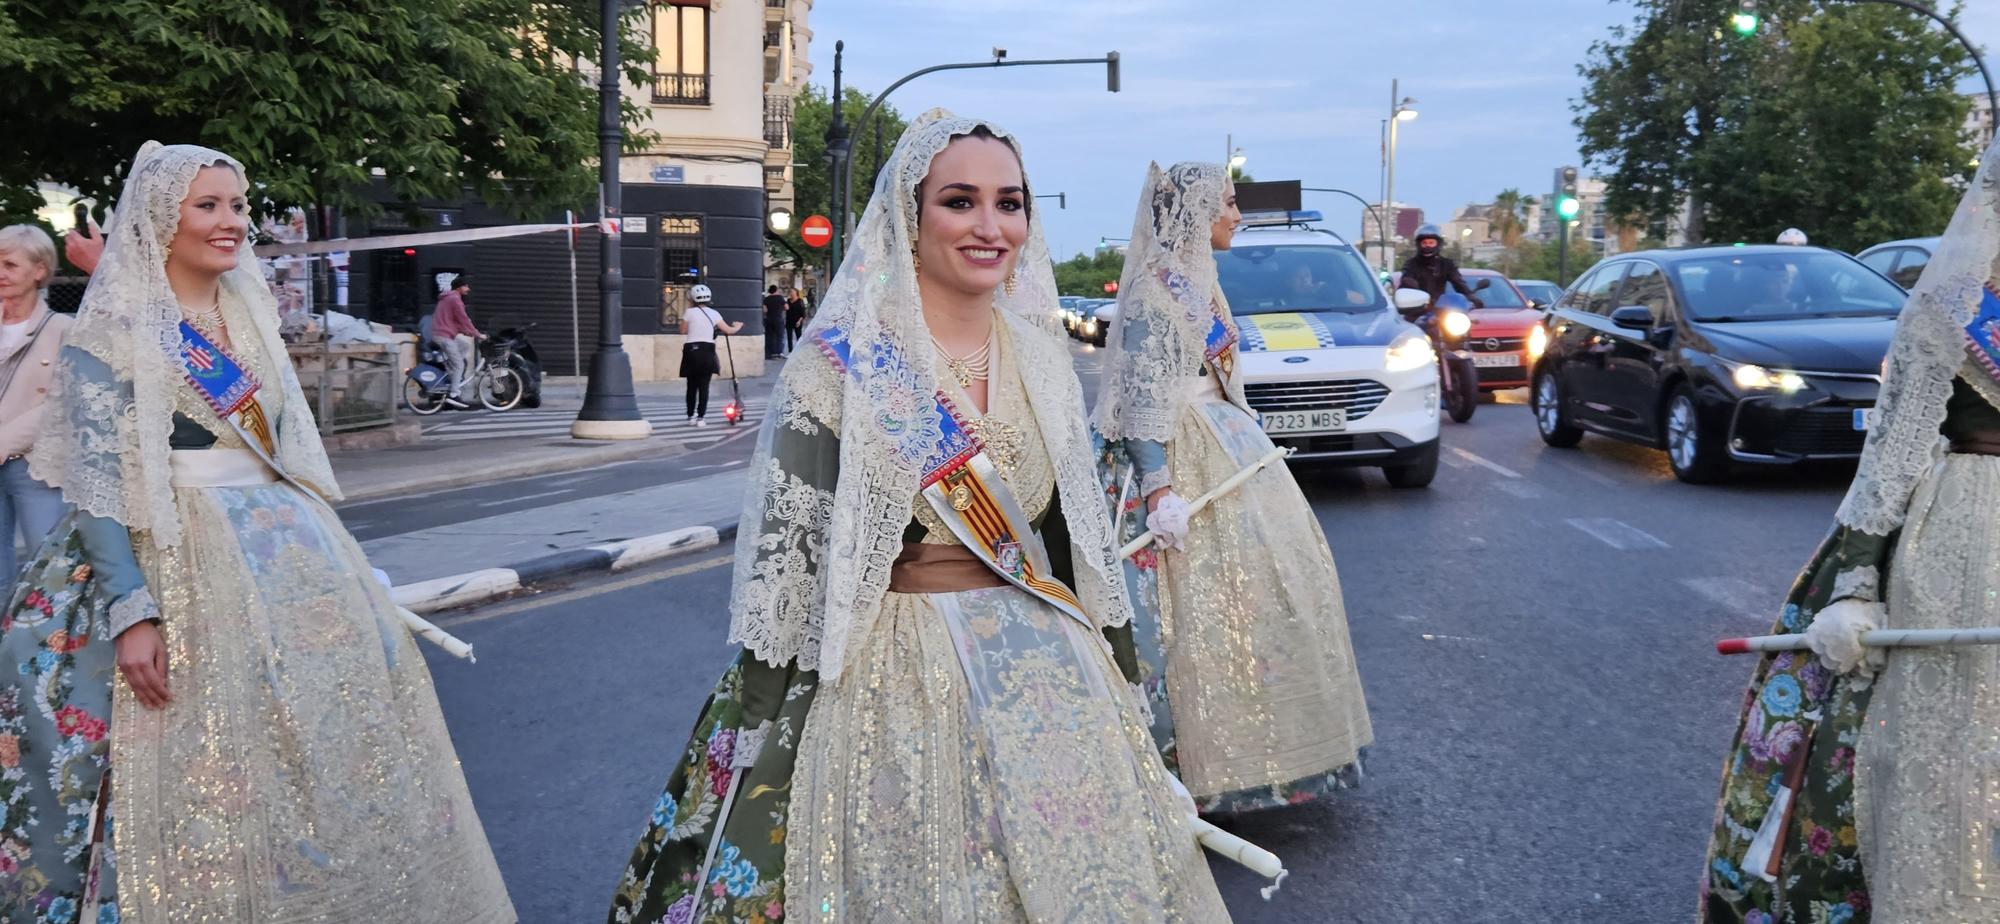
[1384,332,1436,372]
[1440,310,1472,338]
[1728,361,1807,393]
[1527,324,1548,360]
[1081,319,1097,336]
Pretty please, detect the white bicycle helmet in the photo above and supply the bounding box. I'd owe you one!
[689,283,713,303]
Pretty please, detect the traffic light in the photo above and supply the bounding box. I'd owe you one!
[1556,166,1582,221]
[1730,1,1759,35]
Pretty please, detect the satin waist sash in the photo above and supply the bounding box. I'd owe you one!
[169,448,280,488]
[886,543,1011,594]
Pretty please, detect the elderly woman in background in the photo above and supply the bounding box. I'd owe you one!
[0,224,73,582]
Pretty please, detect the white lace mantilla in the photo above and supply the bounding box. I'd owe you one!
[1093,161,1237,443]
[28,142,340,550]
[726,109,1128,680]
[1835,217,1999,535]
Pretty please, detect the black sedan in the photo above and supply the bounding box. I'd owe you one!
[1529,245,1903,483]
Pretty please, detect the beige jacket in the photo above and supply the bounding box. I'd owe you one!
[0,302,73,461]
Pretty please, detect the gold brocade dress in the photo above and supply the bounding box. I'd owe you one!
[783,323,1230,922]
[101,325,514,923]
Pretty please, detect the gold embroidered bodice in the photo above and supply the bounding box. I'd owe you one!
[913,321,1055,544]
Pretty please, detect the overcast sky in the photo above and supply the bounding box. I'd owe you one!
[809,0,2000,259]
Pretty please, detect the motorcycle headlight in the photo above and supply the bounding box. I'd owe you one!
[1728,361,1806,393]
[1527,324,1549,360]
[1440,310,1472,339]
[1384,332,1437,372]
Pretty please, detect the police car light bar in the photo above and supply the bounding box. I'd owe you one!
[1239,210,1324,228]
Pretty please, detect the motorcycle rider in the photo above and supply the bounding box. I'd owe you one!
[1396,224,1484,310]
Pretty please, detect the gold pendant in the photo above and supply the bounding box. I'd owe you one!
[949,483,974,511]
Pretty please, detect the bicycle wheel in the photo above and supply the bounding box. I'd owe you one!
[480,367,525,411]
[404,378,446,416]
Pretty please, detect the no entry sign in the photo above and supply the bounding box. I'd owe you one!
[800,214,833,248]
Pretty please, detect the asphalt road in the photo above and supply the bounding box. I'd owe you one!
[421,389,1858,923]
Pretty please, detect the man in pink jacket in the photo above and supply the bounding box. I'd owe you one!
[432,275,483,409]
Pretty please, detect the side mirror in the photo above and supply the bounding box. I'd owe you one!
[1392,289,1430,311]
[1529,298,1548,310]
[1474,278,1493,291]
[1609,305,1655,330]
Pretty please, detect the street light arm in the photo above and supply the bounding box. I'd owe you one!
[1301,187,1389,264]
[840,55,1120,235]
[1829,0,1997,128]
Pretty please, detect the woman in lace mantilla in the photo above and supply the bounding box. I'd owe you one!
[1701,143,2000,922]
[1093,162,1373,815]
[0,144,514,924]
[606,111,1228,924]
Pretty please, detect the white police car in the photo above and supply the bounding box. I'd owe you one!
[1219,217,1442,487]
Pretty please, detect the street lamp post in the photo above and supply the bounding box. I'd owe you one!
[572,0,651,440]
[825,41,850,270]
[833,51,1121,256]
[1382,80,1418,270]
[1301,187,1388,267]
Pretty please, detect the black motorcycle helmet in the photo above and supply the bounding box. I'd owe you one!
[1414,223,1443,257]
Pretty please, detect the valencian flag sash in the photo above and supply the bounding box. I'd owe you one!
[1969,285,2000,392]
[1156,267,1237,380]
[813,325,1089,628]
[178,320,274,455]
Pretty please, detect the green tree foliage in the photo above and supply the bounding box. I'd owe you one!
[1575,0,1975,252]
[1497,238,1601,286]
[779,84,907,270]
[1052,250,1127,297]
[0,0,657,226]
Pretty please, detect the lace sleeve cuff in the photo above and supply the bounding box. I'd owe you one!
[1139,468,1174,498]
[107,587,160,638]
[1830,565,1882,604]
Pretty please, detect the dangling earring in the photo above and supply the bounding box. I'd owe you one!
[1003,269,1017,297]
[911,245,923,273]
[162,239,173,263]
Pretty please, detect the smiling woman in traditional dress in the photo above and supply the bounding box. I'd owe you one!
[0,142,513,923]
[1701,144,2000,922]
[606,110,1228,924]
[1095,162,1373,815]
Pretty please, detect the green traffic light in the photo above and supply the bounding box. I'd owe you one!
[1730,12,1758,34]
[1556,196,1581,220]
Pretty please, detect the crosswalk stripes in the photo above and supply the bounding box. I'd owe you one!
[416,397,769,447]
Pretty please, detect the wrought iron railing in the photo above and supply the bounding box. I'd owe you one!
[653,73,709,104]
[764,95,792,149]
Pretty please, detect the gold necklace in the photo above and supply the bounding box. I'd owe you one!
[930,334,992,390]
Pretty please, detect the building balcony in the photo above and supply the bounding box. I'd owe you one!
[764,95,793,150]
[653,73,709,106]
[765,0,786,22]
[764,28,783,57]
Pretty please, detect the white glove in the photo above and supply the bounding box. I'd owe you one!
[1145,492,1191,552]
[1804,599,1888,679]
[1165,773,1200,822]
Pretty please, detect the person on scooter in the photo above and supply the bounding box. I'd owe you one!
[680,284,741,427]
[1396,224,1484,310]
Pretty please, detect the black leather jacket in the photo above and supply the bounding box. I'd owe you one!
[1397,253,1482,307]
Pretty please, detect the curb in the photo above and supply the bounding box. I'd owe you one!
[391,520,739,615]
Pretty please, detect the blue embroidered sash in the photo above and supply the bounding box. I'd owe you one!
[812,327,1089,625]
[1968,286,2000,392]
[178,321,274,454]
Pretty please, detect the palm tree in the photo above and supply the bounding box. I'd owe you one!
[1491,188,1534,249]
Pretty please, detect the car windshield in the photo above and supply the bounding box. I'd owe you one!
[1517,282,1562,304]
[1217,243,1386,315]
[1671,251,1907,321]
[1467,278,1525,308]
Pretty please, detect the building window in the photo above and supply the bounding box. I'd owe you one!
[653,1,710,105]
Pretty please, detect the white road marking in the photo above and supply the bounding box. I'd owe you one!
[1682,576,1780,622]
[1565,517,1670,550]
[1494,480,1543,500]
[433,552,733,628]
[1446,446,1523,479]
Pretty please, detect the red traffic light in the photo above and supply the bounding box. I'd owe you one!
[1103,281,1119,293]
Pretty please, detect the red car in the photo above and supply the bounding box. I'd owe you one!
[1391,269,1548,391]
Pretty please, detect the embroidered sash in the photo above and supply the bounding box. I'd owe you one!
[1968,285,2000,393]
[813,327,1089,628]
[178,321,274,455]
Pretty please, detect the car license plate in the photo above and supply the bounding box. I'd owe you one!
[1261,408,1347,435]
[1471,353,1522,368]
[1854,408,1873,431]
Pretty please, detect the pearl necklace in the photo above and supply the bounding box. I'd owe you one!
[183,299,226,341]
[930,334,992,390]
